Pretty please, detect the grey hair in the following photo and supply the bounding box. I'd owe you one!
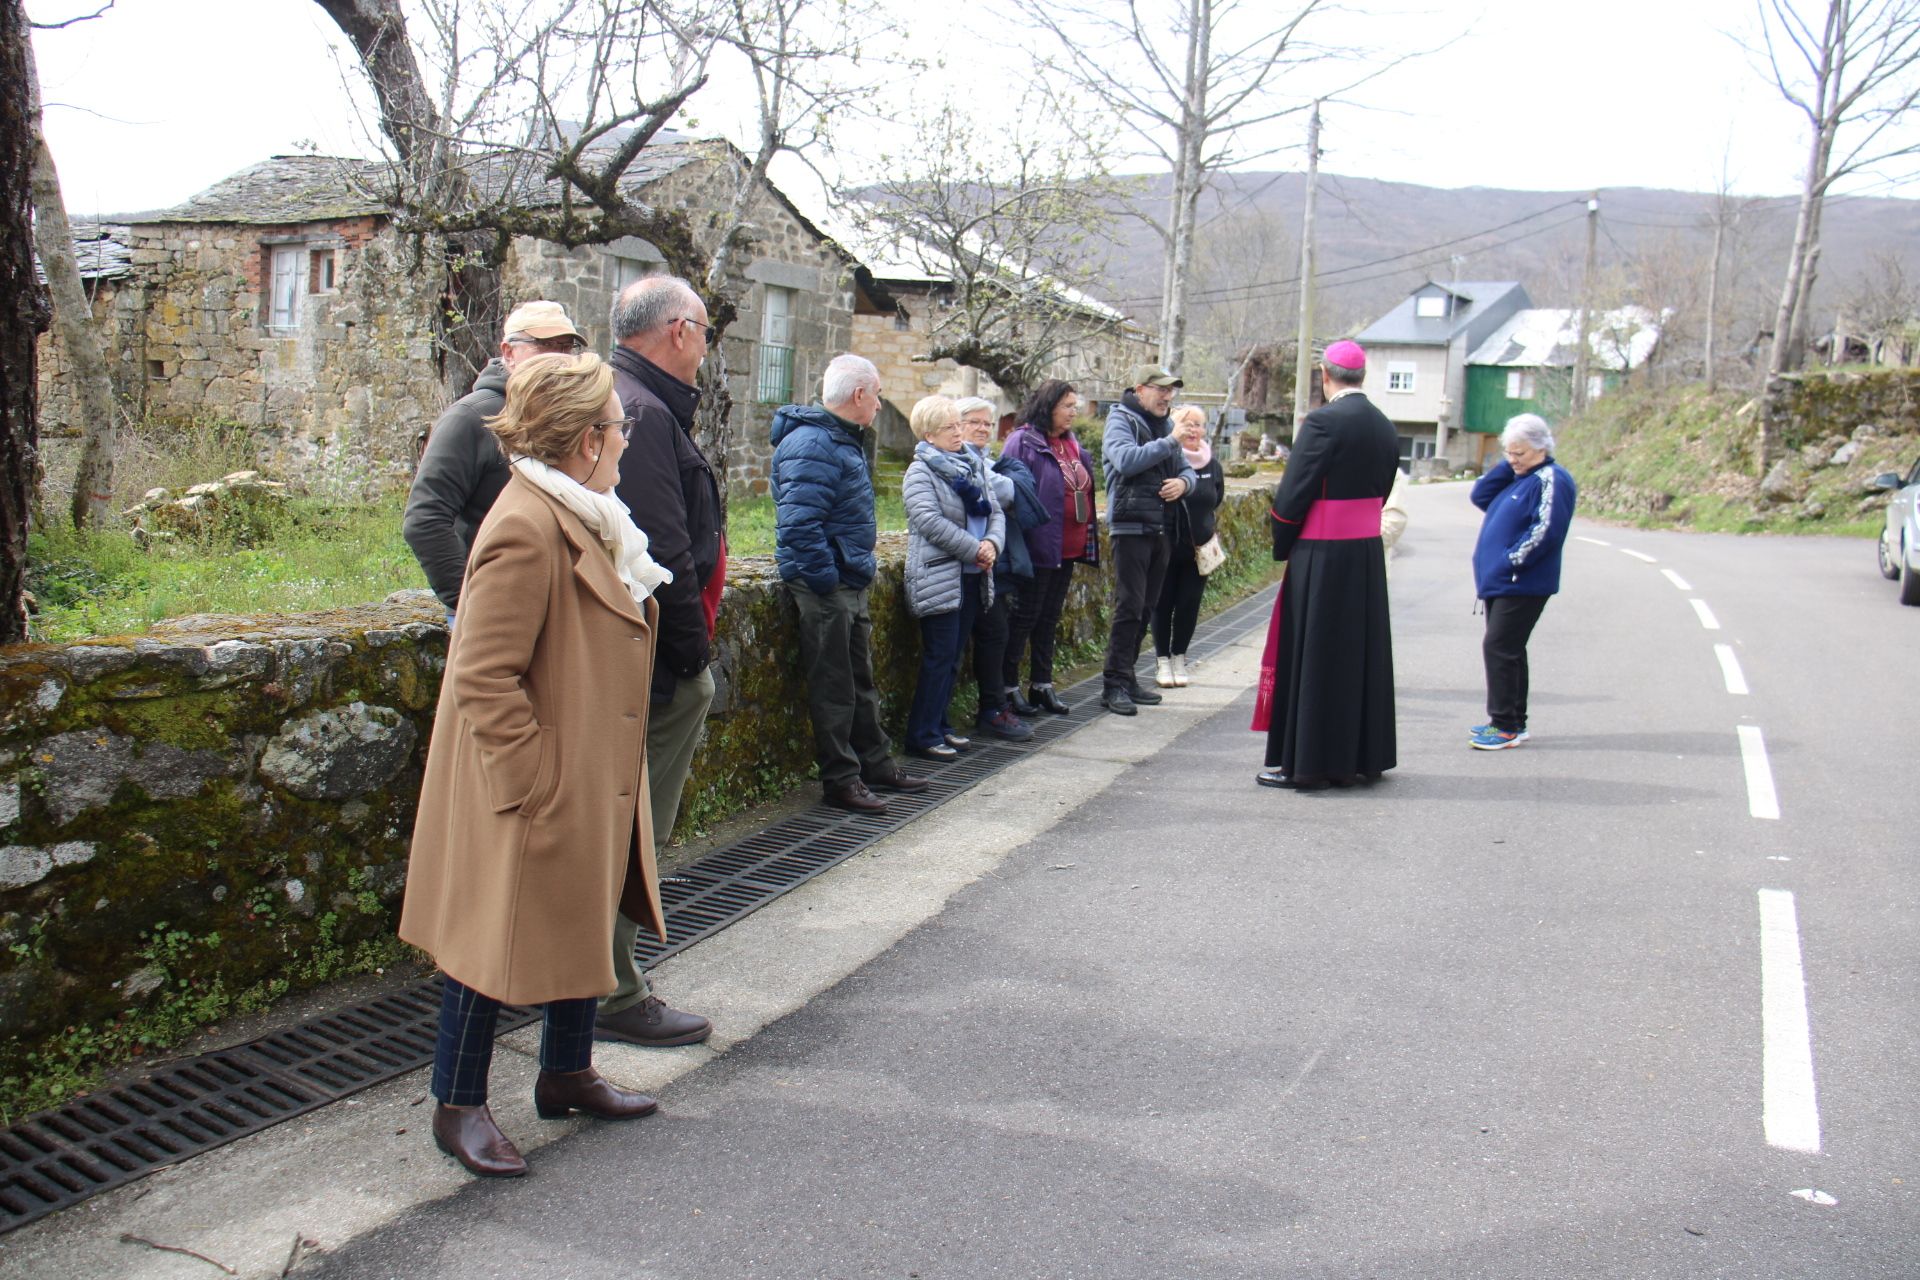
[611,274,698,341]
[822,353,881,408]
[953,396,995,419]
[1501,413,1554,453]
[1323,361,1365,387]
[1171,403,1206,429]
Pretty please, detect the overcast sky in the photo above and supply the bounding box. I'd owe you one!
[25,0,1908,221]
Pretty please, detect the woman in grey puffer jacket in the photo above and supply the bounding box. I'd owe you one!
[902,395,1005,761]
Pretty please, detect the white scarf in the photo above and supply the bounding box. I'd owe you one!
[509,456,672,608]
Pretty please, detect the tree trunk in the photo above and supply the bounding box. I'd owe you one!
[0,0,47,642]
[23,33,116,529]
[1703,213,1723,392]
[1160,0,1209,372]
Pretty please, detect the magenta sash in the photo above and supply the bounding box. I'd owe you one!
[1251,498,1385,732]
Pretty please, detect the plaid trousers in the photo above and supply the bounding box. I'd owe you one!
[432,975,597,1107]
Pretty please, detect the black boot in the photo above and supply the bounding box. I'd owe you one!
[1029,685,1070,715]
[1006,686,1039,716]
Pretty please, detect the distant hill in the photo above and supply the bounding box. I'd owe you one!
[1079,170,1920,375]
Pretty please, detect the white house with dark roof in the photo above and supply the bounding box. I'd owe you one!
[1353,280,1532,468]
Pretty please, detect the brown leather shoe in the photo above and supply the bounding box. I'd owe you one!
[824,779,888,813]
[533,1068,659,1120]
[432,1103,528,1178]
[863,764,928,793]
[594,995,713,1046]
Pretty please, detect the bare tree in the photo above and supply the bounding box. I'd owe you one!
[23,8,117,529]
[316,0,719,392]
[849,99,1125,403]
[1841,247,1920,361]
[1746,0,1920,376]
[1190,198,1296,407]
[1,0,47,641]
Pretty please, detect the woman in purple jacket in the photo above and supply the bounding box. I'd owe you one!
[1000,379,1098,715]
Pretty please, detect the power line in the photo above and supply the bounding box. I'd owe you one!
[1110,197,1587,308]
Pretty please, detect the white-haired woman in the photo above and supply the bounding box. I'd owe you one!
[902,395,1005,760]
[1468,413,1578,750]
[955,395,1040,740]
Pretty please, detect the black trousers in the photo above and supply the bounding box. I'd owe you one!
[1004,561,1075,688]
[1482,594,1550,732]
[1151,546,1207,657]
[965,589,1011,716]
[1104,533,1171,690]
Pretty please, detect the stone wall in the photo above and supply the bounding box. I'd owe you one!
[1758,367,1920,469]
[0,488,1277,1092]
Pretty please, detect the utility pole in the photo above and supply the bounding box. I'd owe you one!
[1571,192,1599,415]
[1290,99,1321,439]
[1704,208,1725,393]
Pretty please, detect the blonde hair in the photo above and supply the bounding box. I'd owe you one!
[910,394,957,440]
[488,352,616,465]
[1171,403,1206,431]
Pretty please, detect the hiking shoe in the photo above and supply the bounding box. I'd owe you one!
[978,707,1035,741]
[1468,724,1530,741]
[1470,727,1526,750]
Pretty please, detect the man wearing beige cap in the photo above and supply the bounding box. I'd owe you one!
[403,300,588,617]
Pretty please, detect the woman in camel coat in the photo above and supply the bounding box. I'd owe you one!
[399,352,672,1179]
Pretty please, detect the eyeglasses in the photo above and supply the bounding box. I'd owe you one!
[594,419,633,440]
[510,335,587,355]
[676,317,717,344]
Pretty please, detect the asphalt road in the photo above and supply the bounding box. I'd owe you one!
[305,481,1919,1279]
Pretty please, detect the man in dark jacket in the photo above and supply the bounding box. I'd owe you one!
[594,275,728,1048]
[771,354,926,813]
[1099,365,1196,714]
[402,300,585,617]
[1468,412,1577,751]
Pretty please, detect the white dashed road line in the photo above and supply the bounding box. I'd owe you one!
[1661,568,1694,591]
[1621,548,1659,563]
[1715,645,1750,695]
[1690,599,1722,630]
[1758,889,1823,1154]
[1737,725,1781,820]
[1575,535,1612,547]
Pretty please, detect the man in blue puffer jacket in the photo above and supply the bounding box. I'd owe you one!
[1469,413,1578,750]
[772,354,927,812]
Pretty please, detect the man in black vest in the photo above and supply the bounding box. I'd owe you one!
[596,275,728,1047]
[1099,364,1196,714]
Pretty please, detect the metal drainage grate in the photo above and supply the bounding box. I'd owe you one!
[0,587,1276,1234]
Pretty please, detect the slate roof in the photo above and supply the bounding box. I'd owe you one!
[35,223,132,283]
[1467,306,1662,372]
[136,139,707,226]
[815,198,1137,328]
[1357,281,1531,346]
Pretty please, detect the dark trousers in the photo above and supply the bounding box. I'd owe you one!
[1151,546,1207,657]
[432,975,596,1108]
[907,584,982,749]
[1104,534,1171,690]
[1005,561,1075,689]
[786,582,893,787]
[1483,595,1550,733]
[966,590,1012,717]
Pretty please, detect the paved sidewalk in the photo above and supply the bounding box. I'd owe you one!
[2,611,1270,1279]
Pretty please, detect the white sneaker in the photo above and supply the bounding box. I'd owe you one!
[1171,654,1190,686]
[1155,656,1176,688]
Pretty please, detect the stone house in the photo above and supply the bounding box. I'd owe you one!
[822,204,1158,453]
[35,139,874,496]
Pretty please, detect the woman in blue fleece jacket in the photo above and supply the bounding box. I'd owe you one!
[1469,414,1577,749]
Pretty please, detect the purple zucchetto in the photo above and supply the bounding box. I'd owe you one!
[1323,340,1366,370]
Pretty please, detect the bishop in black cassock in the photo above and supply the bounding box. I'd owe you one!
[1253,341,1400,788]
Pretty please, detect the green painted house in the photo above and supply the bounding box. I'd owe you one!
[1463,307,1660,458]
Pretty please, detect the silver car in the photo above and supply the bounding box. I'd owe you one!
[1871,456,1920,606]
